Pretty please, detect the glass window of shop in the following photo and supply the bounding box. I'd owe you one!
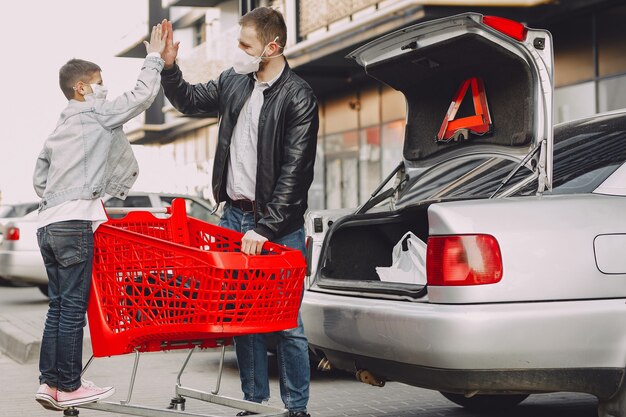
[599,75,626,113]
[325,131,359,209]
[359,126,381,204]
[380,86,406,189]
[381,120,406,179]
[357,88,382,204]
[323,95,359,209]
[308,136,325,210]
[554,82,596,124]
[313,86,406,209]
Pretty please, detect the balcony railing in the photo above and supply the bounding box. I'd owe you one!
[176,25,239,84]
[298,0,379,39]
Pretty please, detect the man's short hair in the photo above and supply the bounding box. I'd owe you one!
[239,7,287,49]
[59,59,101,100]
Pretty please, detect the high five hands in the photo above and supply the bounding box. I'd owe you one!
[143,23,168,56]
[156,19,179,69]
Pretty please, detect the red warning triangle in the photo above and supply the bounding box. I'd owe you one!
[436,77,492,142]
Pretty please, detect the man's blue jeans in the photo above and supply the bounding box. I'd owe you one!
[219,203,310,413]
[37,220,94,392]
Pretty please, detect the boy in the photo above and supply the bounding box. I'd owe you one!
[32,24,166,411]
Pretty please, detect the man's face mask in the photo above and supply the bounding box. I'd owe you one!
[232,36,282,75]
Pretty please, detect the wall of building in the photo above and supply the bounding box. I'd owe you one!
[138,0,626,211]
[551,3,626,123]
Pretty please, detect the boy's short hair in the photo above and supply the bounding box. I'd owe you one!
[59,59,101,100]
[239,7,287,49]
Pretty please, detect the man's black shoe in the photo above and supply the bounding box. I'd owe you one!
[235,412,257,416]
[288,412,311,417]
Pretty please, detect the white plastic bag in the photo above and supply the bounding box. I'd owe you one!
[375,232,427,285]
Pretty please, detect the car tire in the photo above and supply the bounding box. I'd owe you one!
[440,392,529,410]
[38,285,49,298]
[598,377,626,417]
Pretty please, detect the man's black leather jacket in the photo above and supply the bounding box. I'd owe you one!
[161,63,319,241]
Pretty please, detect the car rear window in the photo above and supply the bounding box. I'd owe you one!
[399,113,626,203]
[517,114,626,195]
[399,156,533,204]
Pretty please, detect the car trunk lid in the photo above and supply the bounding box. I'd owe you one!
[347,13,554,191]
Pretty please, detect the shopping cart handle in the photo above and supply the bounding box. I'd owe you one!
[105,207,171,215]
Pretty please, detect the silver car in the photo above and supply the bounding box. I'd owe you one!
[0,192,219,296]
[302,13,626,417]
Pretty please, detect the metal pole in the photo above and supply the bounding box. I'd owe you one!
[211,345,227,395]
[121,350,141,405]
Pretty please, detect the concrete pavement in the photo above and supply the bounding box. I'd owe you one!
[0,285,600,417]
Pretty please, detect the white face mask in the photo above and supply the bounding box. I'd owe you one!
[232,36,282,75]
[232,47,263,75]
[90,84,108,100]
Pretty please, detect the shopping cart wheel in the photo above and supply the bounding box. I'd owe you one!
[168,396,186,411]
[63,407,79,416]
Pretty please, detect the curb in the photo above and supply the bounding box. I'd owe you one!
[0,320,92,365]
[0,321,40,364]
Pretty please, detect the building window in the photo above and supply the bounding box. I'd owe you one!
[554,82,596,124]
[325,131,359,209]
[381,120,405,181]
[193,19,205,47]
[359,126,381,204]
[599,74,626,114]
[309,136,325,210]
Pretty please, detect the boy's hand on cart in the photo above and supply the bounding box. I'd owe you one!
[241,230,268,255]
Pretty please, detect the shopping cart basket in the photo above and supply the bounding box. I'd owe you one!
[67,199,306,417]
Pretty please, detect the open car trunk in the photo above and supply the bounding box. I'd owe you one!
[317,203,432,299]
[348,13,553,183]
[312,14,554,298]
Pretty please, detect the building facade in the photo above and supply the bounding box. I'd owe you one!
[119,0,626,210]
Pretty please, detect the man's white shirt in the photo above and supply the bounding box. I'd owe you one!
[226,63,286,202]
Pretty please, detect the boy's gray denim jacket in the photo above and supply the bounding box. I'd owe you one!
[33,55,164,211]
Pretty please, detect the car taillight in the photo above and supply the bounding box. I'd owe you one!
[5,227,20,241]
[427,234,502,286]
[483,16,528,42]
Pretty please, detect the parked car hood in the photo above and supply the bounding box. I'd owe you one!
[347,13,554,191]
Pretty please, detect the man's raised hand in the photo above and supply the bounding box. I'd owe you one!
[160,19,180,69]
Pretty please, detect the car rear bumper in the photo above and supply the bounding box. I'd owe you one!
[302,289,626,371]
[0,250,47,285]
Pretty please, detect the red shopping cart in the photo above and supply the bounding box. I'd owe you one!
[70,199,306,417]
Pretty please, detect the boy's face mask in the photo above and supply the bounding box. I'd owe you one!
[90,84,108,100]
[232,36,282,75]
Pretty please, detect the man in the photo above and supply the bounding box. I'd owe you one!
[159,7,318,417]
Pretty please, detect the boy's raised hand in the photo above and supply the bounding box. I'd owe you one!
[160,19,180,70]
[144,23,168,56]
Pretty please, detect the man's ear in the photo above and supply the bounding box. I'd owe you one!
[269,41,282,56]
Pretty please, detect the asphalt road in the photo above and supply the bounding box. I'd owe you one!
[0,284,600,417]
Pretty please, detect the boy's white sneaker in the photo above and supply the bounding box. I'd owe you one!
[57,379,114,407]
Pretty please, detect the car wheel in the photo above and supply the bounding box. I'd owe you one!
[440,392,529,410]
[598,376,626,417]
[38,285,49,298]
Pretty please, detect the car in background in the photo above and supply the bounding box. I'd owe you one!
[0,192,219,295]
[301,13,626,417]
[0,202,39,219]
[0,201,39,246]
[0,201,39,286]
